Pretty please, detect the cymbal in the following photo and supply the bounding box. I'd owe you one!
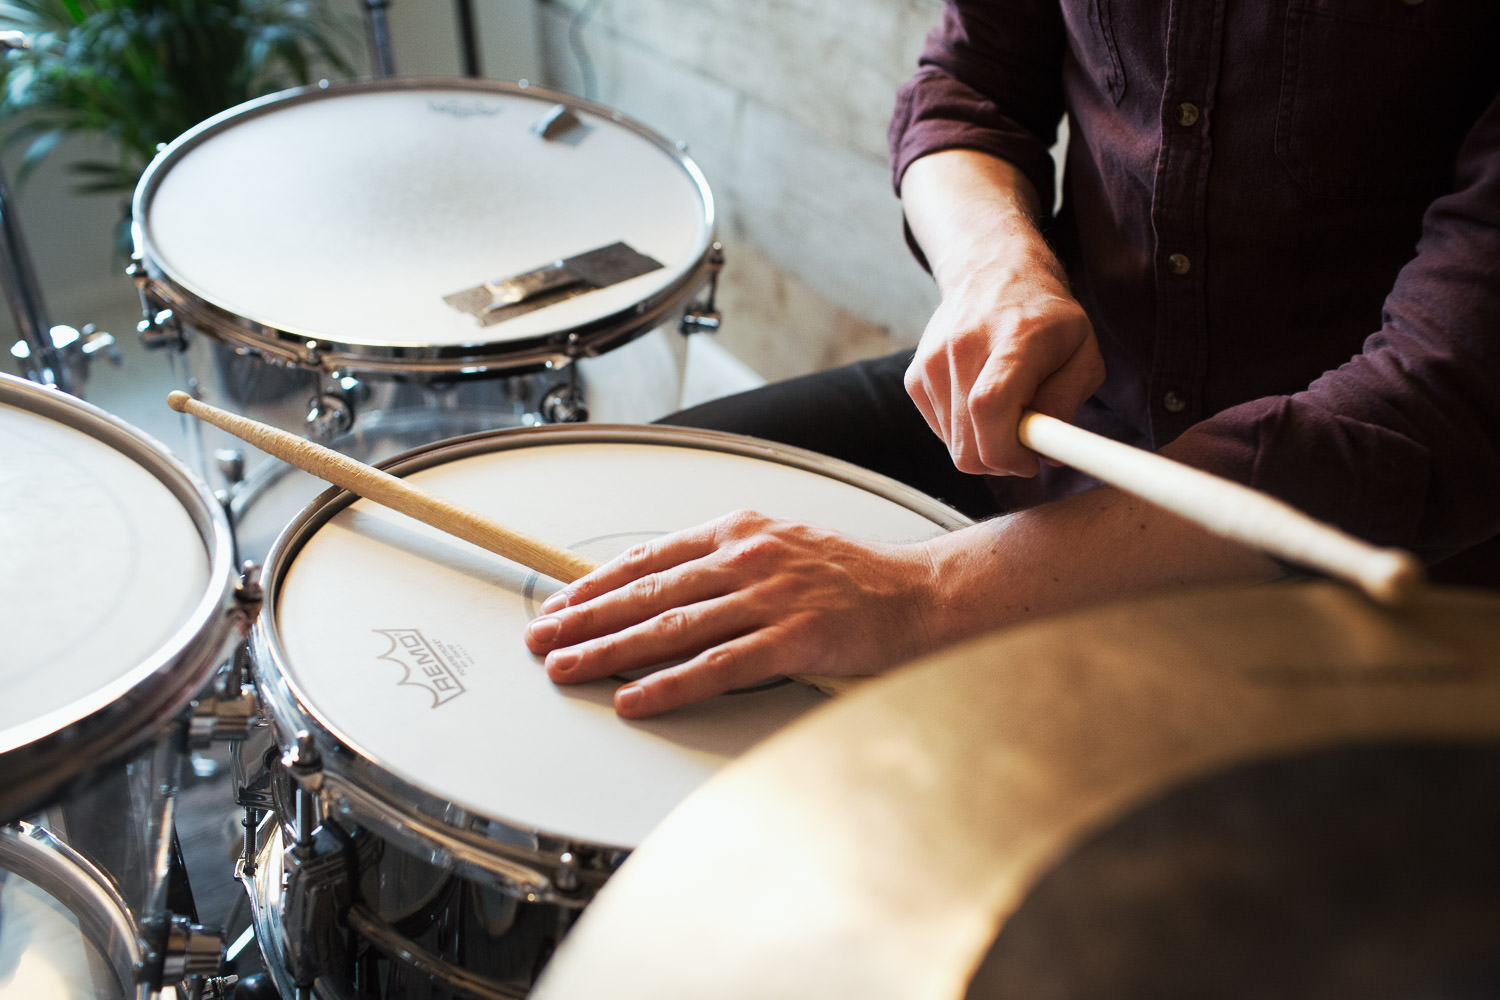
[531,582,1500,999]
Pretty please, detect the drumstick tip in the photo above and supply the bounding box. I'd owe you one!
[166,390,192,413]
[1367,548,1427,606]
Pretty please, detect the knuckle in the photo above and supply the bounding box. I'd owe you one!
[627,572,663,604]
[616,541,656,573]
[966,379,1006,416]
[655,606,691,639]
[697,644,740,680]
[724,534,782,571]
[712,509,774,549]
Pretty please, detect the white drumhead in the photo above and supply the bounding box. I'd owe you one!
[268,431,961,850]
[0,397,210,754]
[136,81,711,350]
[0,827,140,999]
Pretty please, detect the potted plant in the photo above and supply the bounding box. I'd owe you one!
[0,0,357,246]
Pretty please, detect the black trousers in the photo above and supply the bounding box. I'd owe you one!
[659,349,1010,521]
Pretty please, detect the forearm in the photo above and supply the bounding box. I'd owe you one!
[917,486,1285,646]
[900,149,1054,293]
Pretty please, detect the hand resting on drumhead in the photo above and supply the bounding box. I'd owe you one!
[525,510,941,717]
[526,489,1283,718]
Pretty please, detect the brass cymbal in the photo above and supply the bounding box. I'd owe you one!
[532,582,1500,999]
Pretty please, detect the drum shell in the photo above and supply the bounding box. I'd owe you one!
[243,817,578,999]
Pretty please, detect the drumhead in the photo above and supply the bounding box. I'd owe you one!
[257,426,967,855]
[0,374,235,821]
[0,824,145,999]
[132,79,715,376]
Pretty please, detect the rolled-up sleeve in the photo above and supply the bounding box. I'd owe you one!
[888,1,1067,215]
[1165,86,1500,563]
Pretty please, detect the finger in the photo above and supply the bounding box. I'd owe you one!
[543,592,759,686]
[538,523,723,615]
[526,556,734,655]
[967,370,1038,477]
[902,348,946,442]
[613,630,791,718]
[1028,341,1107,424]
[944,347,1029,476]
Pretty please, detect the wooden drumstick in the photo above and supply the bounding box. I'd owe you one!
[1017,410,1425,603]
[166,391,853,698]
[168,391,598,583]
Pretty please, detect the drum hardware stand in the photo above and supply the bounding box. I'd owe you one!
[1,179,118,392]
[541,365,588,423]
[305,371,368,442]
[189,641,263,752]
[539,332,590,423]
[130,278,188,352]
[361,0,397,79]
[212,451,251,574]
[0,33,119,394]
[267,731,365,999]
[180,561,259,795]
[679,241,725,336]
[161,915,228,991]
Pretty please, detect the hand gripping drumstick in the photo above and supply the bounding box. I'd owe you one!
[1017,410,1425,604]
[166,391,852,697]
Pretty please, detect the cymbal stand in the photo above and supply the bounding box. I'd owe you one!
[361,0,396,77]
[0,32,116,393]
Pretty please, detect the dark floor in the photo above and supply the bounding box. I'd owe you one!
[175,744,271,989]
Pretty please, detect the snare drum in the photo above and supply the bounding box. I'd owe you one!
[243,425,969,998]
[0,372,240,994]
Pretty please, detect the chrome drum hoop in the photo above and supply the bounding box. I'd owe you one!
[0,822,150,1000]
[129,77,718,380]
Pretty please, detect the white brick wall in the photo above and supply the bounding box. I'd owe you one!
[536,0,944,380]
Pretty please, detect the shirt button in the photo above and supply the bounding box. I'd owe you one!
[1167,252,1192,275]
[1175,102,1200,127]
[1163,390,1188,413]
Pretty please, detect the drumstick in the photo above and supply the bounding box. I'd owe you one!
[165,391,853,698]
[168,391,598,583]
[1017,410,1425,603]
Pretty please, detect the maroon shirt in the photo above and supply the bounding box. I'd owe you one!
[890,0,1500,578]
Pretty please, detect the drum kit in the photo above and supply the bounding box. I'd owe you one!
[4,64,1499,1000]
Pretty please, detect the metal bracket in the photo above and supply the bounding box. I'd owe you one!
[680,241,725,336]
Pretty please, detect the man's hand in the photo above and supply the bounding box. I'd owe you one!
[900,150,1105,476]
[523,511,941,718]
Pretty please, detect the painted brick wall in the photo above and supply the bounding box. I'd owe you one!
[533,0,946,381]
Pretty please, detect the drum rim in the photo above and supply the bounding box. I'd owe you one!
[0,821,148,999]
[128,77,719,379]
[251,423,970,900]
[0,374,239,823]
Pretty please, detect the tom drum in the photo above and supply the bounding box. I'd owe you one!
[129,78,720,559]
[0,372,241,995]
